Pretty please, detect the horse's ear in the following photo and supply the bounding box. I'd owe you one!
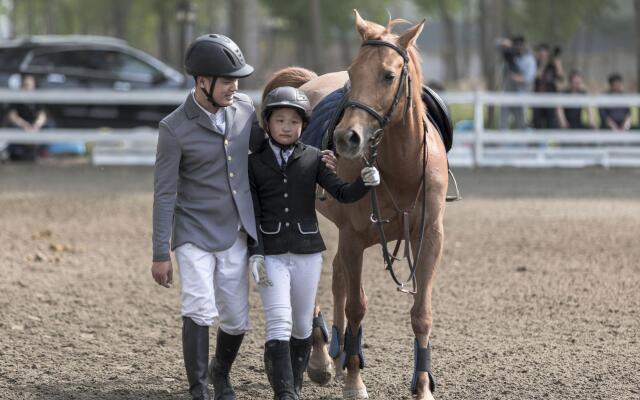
[398,19,425,49]
[354,9,369,40]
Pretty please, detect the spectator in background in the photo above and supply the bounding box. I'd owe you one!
[5,74,47,161]
[557,70,596,130]
[532,44,565,129]
[599,73,631,131]
[497,36,537,130]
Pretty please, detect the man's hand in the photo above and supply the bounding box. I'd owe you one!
[321,150,338,172]
[249,255,273,288]
[151,260,173,288]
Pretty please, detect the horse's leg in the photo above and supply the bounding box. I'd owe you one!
[306,303,334,385]
[410,184,446,400]
[338,234,368,399]
[307,240,349,385]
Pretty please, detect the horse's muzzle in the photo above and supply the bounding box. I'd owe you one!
[334,127,363,159]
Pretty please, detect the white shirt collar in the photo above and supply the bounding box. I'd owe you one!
[191,89,226,129]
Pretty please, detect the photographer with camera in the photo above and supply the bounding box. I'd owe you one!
[497,36,537,130]
[532,44,565,129]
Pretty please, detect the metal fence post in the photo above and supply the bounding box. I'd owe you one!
[473,91,484,167]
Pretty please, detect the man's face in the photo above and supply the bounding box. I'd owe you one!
[22,75,36,90]
[268,108,303,146]
[570,75,583,91]
[200,76,238,107]
[610,79,624,93]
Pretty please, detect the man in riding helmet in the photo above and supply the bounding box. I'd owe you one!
[248,86,379,400]
[151,34,265,400]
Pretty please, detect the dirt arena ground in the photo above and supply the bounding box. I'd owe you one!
[0,164,638,400]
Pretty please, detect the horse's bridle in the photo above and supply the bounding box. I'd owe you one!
[340,39,427,295]
[343,39,412,136]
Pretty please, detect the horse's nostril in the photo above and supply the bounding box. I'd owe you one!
[347,129,361,146]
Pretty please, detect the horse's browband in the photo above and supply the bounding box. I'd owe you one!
[361,39,409,63]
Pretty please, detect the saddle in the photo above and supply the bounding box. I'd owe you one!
[300,84,454,153]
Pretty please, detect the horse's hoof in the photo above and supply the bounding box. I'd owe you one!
[416,392,435,400]
[343,387,368,399]
[307,360,334,385]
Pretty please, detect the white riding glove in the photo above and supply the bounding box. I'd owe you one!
[249,255,273,288]
[361,166,380,186]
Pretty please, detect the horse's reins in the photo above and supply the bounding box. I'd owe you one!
[343,39,427,295]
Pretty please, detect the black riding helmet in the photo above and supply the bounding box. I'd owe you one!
[185,34,254,106]
[261,86,311,129]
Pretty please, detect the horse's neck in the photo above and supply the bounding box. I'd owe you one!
[376,107,425,183]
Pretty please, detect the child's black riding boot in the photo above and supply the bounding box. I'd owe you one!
[264,340,298,400]
[289,336,313,398]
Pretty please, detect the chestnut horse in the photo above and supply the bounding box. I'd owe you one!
[262,11,448,400]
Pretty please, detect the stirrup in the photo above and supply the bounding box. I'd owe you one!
[446,168,462,202]
[342,325,365,370]
[411,339,435,394]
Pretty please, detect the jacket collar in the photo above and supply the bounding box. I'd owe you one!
[258,141,306,174]
[184,92,236,136]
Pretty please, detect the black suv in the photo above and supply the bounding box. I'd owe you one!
[0,35,188,128]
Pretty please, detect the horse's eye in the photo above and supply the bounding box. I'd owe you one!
[383,71,395,82]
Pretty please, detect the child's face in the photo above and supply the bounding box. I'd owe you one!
[268,108,303,146]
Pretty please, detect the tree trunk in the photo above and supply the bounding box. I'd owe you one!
[177,0,195,71]
[308,0,324,73]
[436,0,459,83]
[26,0,35,34]
[112,0,130,39]
[229,0,259,88]
[635,0,640,92]
[156,0,173,68]
[45,0,55,34]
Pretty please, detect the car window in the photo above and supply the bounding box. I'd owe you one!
[27,49,159,82]
[0,48,28,71]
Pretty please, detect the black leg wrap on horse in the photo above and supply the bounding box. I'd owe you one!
[342,325,365,370]
[328,325,342,359]
[312,311,329,344]
[411,339,435,394]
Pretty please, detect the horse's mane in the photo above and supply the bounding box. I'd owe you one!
[354,18,425,120]
[262,67,318,103]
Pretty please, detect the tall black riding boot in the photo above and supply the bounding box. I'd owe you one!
[290,336,313,399]
[182,317,210,400]
[264,340,297,400]
[208,328,244,400]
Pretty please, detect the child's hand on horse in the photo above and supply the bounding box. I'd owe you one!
[321,150,337,172]
[361,166,380,186]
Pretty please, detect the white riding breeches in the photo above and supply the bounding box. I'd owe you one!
[259,252,323,342]
[174,232,250,334]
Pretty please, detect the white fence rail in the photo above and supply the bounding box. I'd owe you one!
[1,89,639,167]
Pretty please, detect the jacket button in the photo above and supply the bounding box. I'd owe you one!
[229,172,234,178]
[283,179,287,183]
[284,208,289,212]
[233,190,237,195]
[224,139,229,146]
[227,156,232,161]
[284,193,288,198]
[285,222,290,227]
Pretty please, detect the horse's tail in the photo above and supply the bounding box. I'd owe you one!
[262,67,318,103]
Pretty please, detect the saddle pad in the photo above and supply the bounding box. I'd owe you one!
[300,87,347,149]
[300,85,453,153]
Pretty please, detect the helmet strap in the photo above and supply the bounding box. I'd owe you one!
[200,77,224,108]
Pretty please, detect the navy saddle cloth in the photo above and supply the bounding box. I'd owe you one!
[300,85,453,153]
